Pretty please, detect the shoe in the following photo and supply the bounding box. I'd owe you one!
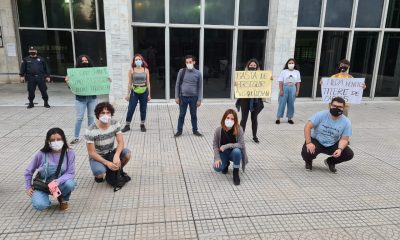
[57,197,68,211]
[140,124,146,132]
[94,177,104,183]
[70,138,79,144]
[288,119,294,124]
[193,131,203,137]
[305,160,312,171]
[253,136,259,143]
[121,125,130,133]
[324,159,337,173]
[44,102,50,108]
[174,131,182,137]
[27,102,34,109]
[275,120,280,124]
[233,168,240,186]
[222,161,230,174]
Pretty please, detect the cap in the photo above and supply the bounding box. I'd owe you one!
[28,46,37,51]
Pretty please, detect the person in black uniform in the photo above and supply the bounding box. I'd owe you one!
[19,46,51,108]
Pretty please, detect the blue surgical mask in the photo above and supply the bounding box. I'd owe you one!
[135,60,143,67]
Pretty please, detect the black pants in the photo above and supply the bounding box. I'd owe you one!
[240,99,259,138]
[301,138,354,165]
[27,76,48,102]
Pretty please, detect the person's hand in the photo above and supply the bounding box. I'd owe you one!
[64,76,69,83]
[148,95,151,101]
[361,83,367,89]
[332,149,342,158]
[45,77,51,83]
[20,77,25,83]
[125,95,130,101]
[175,98,180,104]
[270,76,273,81]
[108,77,112,82]
[106,161,119,171]
[306,143,315,154]
[196,100,201,107]
[213,160,222,169]
[219,146,225,152]
[113,155,121,168]
[26,187,34,197]
[319,80,323,85]
[296,91,299,97]
[279,90,283,96]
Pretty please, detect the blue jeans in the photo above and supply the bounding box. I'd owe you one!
[74,96,97,138]
[126,90,148,123]
[177,96,198,133]
[89,148,131,176]
[31,179,76,211]
[214,148,242,172]
[277,85,296,119]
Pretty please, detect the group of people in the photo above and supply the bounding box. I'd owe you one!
[22,48,356,211]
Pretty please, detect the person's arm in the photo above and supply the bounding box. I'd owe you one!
[304,121,316,154]
[24,152,42,190]
[87,143,109,165]
[146,68,151,100]
[57,150,76,185]
[223,127,245,150]
[43,57,51,81]
[278,71,284,96]
[296,82,300,96]
[175,69,182,103]
[197,71,203,105]
[212,128,222,168]
[125,69,132,101]
[112,132,125,168]
[19,58,26,82]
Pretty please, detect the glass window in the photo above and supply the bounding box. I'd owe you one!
[74,32,107,66]
[19,30,74,80]
[294,31,319,97]
[317,31,349,97]
[236,30,266,70]
[132,0,165,23]
[239,0,269,26]
[169,0,200,24]
[17,0,44,27]
[356,0,384,28]
[98,0,105,30]
[170,28,200,99]
[205,0,234,25]
[324,0,353,27]
[133,27,165,99]
[350,32,378,97]
[204,29,233,98]
[45,0,71,28]
[72,0,97,29]
[386,0,400,28]
[376,33,400,97]
[297,0,322,27]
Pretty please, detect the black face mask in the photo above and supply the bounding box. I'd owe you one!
[339,67,348,72]
[29,52,36,57]
[248,67,257,71]
[330,107,343,117]
[81,62,90,67]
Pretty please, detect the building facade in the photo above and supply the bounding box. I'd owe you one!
[0,0,399,102]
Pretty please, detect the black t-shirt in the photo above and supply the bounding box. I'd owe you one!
[220,128,237,146]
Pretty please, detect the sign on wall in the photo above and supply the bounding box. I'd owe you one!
[321,77,365,104]
[234,70,272,98]
[67,67,110,96]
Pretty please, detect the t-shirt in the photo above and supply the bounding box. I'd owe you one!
[331,73,353,78]
[84,120,121,155]
[220,128,237,146]
[278,69,301,84]
[309,110,352,147]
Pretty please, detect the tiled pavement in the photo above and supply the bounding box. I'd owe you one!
[1,99,400,239]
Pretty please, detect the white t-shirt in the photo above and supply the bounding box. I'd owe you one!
[278,69,301,84]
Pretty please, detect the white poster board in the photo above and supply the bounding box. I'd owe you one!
[321,78,365,104]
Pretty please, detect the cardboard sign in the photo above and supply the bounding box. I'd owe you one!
[67,67,110,96]
[234,71,272,98]
[321,78,365,104]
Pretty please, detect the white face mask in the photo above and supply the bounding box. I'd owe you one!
[186,63,194,70]
[288,63,295,70]
[224,119,235,128]
[99,114,111,124]
[50,140,64,151]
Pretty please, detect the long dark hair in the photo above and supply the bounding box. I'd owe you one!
[245,59,261,70]
[76,55,94,68]
[283,58,299,70]
[40,128,69,153]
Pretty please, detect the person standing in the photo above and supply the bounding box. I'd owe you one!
[276,58,301,124]
[122,54,151,133]
[174,55,203,137]
[235,59,264,143]
[19,46,51,109]
[65,55,98,144]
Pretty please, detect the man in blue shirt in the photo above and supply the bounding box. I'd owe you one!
[301,97,354,173]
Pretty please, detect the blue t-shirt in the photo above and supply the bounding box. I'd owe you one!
[309,110,352,147]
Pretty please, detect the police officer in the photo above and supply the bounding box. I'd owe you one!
[19,46,51,108]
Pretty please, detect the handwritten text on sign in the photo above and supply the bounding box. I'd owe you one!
[234,71,272,98]
[67,67,110,96]
[321,78,365,104]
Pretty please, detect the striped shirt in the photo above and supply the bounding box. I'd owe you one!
[84,120,121,155]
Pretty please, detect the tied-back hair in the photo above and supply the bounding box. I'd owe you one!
[132,53,149,69]
[220,109,240,136]
[283,58,299,70]
[41,128,69,153]
[76,55,94,68]
[245,58,261,70]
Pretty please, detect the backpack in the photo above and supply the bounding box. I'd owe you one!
[103,150,131,192]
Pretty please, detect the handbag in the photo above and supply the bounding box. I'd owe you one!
[32,150,67,193]
[102,150,131,192]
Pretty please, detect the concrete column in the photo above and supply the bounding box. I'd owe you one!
[103,0,132,104]
[266,0,300,101]
[0,0,19,83]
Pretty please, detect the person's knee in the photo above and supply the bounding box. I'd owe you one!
[63,179,76,192]
[344,147,354,161]
[32,199,50,211]
[232,148,242,156]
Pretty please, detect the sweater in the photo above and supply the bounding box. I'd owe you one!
[175,68,203,100]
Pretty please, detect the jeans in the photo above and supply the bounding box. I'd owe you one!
[177,96,198,133]
[214,148,242,172]
[74,96,97,138]
[89,148,131,176]
[126,90,148,123]
[301,138,354,165]
[31,179,76,211]
[277,85,296,119]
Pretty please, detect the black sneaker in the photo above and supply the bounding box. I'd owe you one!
[288,119,294,124]
[174,131,182,137]
[233,168,240,185]
[121,125,131,133]
[305,160,312,171]
[94,177,104,183]
[324,159,337,173]
[27,102,34,109]
[222,161,230,174]
[193,131,203,137]
[44,102,50,108]
[70,138,79,144]
[140,124,146,132]
[275,120,280,124]
[253,136,259,143]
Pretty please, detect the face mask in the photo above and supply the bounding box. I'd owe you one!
[248,67,257,71]
[29,52,36,57]
[288,64,295,70]
[49,140,64,151]
[339,67,348,72]
[186,63,194,70]
[224,119,235,128]
[330,108,343,117]
[135,60,143,67]
[99,114,111,124]
[80,62,90,67]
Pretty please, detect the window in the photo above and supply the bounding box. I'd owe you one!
[386,0,400,28]
[205,0,235,25]
[169,0,200,24]
[297,0,322,27]
[132,0,165,23]
[17,0,44,27]
[236,30,266,70]
[74,32,107,66]
[45,0,71,28]
[324,0,353,28]
[72,0,97,29]
[356,0,384,28]
[98,0,105,30]
[239,0,269,26]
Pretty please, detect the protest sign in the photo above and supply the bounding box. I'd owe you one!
[234,71,272,98]
[321,77,365,104]
[67,67,110,96]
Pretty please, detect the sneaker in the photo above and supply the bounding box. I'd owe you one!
[288,119,294,124]
[44,102,50,108]
[70,138,79,144]
[193,131,203,137]
[275,120,280,124]
[94,177,104,183]
[253,136,259,143]
[140,124,146,132]
[174,131,182,137]
[121,125,130,133]
[233,168,240,186]
[324,159,337,173]
[27,102,34,109]
[222,161,230,174]
[305,160,312,171]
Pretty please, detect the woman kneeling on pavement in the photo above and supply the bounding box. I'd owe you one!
[24,128,76,211]
[212,109,248,185]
